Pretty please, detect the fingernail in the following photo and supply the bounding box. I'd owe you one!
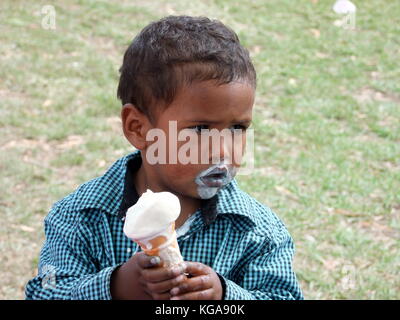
[177,274,185,282]
[150,256,160,266]
[170,296,180,300]
[170,288,179,296]
[173,275,182,285]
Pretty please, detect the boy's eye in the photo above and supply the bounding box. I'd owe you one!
[231,124,248,131]
[189,124,210,133]
[187,123,250,133]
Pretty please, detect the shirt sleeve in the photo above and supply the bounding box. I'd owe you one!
[25,201,119,300]
[219,226,304,300]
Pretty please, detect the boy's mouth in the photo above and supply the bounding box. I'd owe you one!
[194,163,237,199]
[198,166,229,188]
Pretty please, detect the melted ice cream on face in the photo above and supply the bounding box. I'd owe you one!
[195,162,237,199]
[123,189,181,239]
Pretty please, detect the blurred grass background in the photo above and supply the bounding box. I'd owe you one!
[0,0,399,299]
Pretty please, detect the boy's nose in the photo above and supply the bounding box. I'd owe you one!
[209,132,232,164]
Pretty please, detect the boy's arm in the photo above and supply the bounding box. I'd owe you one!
[25,201,186,300]
[25,200,150,300]
[220,226,303,300]
[25,202,119,300]
[171,225,303,300]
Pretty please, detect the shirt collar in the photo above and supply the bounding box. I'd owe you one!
[73,149,257,227]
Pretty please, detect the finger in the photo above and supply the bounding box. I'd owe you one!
[152,292,172,300]
[146,274,186,294]
[142,285,171,300]
[170,275,212,296]
[170,288,214,300]
[182,262,211,276]
[141,263,186,283]
[135,252,161,269]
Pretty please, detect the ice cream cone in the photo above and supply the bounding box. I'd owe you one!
[133,222,183,267]
[123,189,184,267]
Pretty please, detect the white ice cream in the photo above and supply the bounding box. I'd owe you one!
[123,189,181,239]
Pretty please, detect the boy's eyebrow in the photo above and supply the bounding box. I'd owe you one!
[185,119,219,124]
[184,119,252,124]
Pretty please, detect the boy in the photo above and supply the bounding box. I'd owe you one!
[25,15,303,300]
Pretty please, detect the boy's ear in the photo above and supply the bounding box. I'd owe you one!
[121,104,151,150]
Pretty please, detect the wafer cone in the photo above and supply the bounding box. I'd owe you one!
[134,222,183,267]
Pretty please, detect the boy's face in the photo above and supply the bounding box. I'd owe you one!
[136,80,254,200]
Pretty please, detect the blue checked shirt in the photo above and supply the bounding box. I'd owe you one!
[25,150,303,300]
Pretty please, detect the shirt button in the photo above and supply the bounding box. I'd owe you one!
[127,248,132,253]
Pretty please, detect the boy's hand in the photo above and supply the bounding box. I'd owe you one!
[136,254,186,300]
[110,252,186,300]
[169,262,223,300]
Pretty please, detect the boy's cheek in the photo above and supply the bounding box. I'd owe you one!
[158,164,202,196]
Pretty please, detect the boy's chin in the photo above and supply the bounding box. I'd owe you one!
[196,185,220,200]
[175,186,217,201]
[172,183,223,200]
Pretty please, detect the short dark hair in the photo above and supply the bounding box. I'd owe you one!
[117,15,256,120]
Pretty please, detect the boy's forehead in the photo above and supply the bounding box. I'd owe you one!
[168,80,255,121]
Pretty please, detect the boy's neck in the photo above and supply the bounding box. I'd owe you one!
[132,163,202,229]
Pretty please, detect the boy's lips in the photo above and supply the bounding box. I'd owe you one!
[194,163,238,199]
[204,166,228,177]
[200,175,227,188]
[199,167,229,188]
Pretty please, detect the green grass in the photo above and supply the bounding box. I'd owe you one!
[0,0,399,299]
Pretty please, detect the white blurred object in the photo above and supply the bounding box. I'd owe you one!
[333,0,356,14]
